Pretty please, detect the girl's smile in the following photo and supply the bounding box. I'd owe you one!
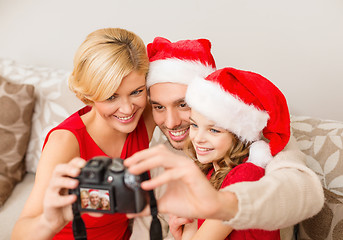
[189,110,234,165]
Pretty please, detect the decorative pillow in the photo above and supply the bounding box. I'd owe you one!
[291,115,343,240]
[0,59,84,173]
[0,76,35,207]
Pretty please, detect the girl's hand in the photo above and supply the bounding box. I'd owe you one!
[42,157,86,233]
[168,214,194,240]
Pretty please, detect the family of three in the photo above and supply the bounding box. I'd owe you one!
[12,28,324,240]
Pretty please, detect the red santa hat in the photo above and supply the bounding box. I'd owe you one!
[101,192,109,201]
[185,67,290,168]
[146,37,216,88]
[89,189,99,196]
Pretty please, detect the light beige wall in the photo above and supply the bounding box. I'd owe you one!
[0,0,342,121]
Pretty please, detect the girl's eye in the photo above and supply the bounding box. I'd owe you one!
[210,128,221,133]
[190,123,198,128]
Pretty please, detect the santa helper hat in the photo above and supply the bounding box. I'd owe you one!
[146,37,216,88]
[101,192,109,201]
[185,67,291,168]
[89,189,99,196]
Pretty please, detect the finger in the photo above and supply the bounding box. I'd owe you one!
[140,168,185,190]
[126,204,151,218]
[124,144,168,167]
[52,162,83,179]
[45,194,77,209]
[69,157,87,168]
[128,156,164,175]
[128,153,189,176]
[175,217,194,225]
[48,176,79,193]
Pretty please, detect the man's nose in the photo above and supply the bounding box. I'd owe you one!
[165,109,181,129]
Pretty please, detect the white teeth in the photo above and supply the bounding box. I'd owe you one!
[197,147,211,151]
[170,129,187,136]
[116,114,133,120]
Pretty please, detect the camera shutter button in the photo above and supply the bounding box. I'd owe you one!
[107,175,114,183]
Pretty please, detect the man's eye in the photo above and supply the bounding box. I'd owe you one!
[180,103,189,108]
[153,105,164,110]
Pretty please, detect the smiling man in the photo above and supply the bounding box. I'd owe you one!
[130,37,216,240]
[147,37,216,151]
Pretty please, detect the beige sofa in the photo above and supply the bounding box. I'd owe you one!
[0,59,342,240]
[0,59,84,240]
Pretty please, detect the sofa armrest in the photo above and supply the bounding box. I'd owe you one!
[0,173,35,240]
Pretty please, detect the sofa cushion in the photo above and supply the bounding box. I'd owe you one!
[0,59,84,173]
[0,76,35,207]
[291,116,343,240]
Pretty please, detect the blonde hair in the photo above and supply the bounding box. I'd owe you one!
[69,28,149,105]
[184,134,250,190]
[80,190,89,198]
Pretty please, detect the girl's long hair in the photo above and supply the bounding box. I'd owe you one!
[184,134,250,190]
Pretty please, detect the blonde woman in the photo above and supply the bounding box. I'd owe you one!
[80,190,90,209]
[12,28,155,240]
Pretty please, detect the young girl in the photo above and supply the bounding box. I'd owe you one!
[100,192,110,210]
[178,67,290,240]
[12,28,155,240]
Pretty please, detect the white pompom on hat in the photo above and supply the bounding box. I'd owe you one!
[185,67,291,168]
[146,37,216,88]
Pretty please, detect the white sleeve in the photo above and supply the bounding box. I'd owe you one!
[222,136,324,230]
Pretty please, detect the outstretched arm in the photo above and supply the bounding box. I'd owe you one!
[125,144,238,220]
[125,137,324,231]
[11,131,85,240]
[223,136,324,230]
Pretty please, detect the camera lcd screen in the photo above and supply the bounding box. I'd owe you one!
[80,187,111,211]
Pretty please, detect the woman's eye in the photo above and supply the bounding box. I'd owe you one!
[131,89,144,95]
[107,95,117,101]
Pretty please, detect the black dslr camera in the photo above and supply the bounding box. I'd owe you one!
[70,156,148,214]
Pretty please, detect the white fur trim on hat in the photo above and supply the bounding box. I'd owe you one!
[101,193,110,201]
[186,77,270,142]
[89,190,99,196]
[147,59,215,88]
[247,140,273,168]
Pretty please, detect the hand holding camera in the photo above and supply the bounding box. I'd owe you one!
[70,156,148,214]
